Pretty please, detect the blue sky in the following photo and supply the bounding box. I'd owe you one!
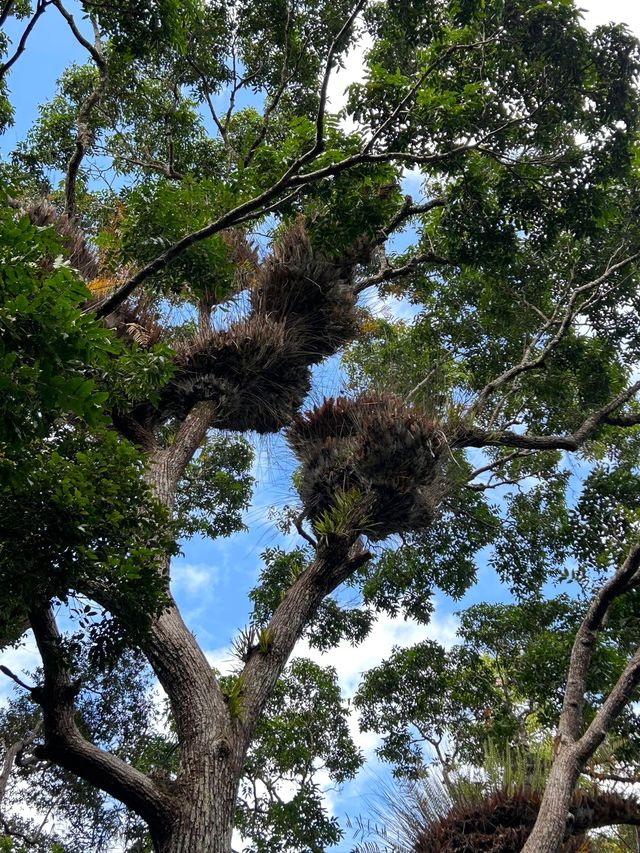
[2,1,639,849]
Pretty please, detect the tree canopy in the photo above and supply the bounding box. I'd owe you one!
[3,0,640,851]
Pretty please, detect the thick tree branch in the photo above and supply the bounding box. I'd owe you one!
[561,542,640,743]
[143,600,231,764]
[523,542,640,853]
[458,380,640,452]
[145,401,218,508]
[239,540,371,740]
[0,0,15,28]
[136,402,232,765]
[28,605,173,833]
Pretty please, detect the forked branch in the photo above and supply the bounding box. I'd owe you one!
[473,248,640,416]
[53,0,108,218]
[459,379,640,452]
[28,605,172,830]
[522,541,640,853]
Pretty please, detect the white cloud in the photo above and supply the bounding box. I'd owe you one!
[205,645,238,677]
[171,562,219,597]
[295,604,460,750]
[326,25,372,115]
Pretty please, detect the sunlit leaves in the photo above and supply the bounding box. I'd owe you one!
[101,176,240,298]
[0,203,112,446]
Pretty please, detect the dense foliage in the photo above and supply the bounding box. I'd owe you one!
[2,0,640,851]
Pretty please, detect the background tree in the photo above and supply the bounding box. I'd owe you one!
[3,0,640,851]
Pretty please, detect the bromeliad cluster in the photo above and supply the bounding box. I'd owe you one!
[287,393,448,542]
[124,221,368,435]
[414,788,640,852]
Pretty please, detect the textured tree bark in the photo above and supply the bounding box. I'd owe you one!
[152,758,242,853]
[521,749,581,853]
[140,404,248,853]
[522,543,640,853]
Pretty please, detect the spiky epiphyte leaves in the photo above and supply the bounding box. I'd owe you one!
[151,221,366,432]
[18,197,99,281]
[231,625,274,662]
[353,749,640,853]
[287,393,447,541]
[251,220,363,357]
[411,787,640,852]
[221,673,245,721]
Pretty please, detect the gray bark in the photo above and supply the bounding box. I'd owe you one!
[522,543,640,853]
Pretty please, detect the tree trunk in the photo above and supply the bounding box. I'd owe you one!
[142,603,244,853]
[152,766,240,853]
[521,749,581,853]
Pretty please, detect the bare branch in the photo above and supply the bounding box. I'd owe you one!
[473,249,640,415]
[458,380,640,452]
[467,449,532,481]
[294,513,318,549]
[0,0,50,81]
[0,664,34,692]
[314,0,368,156]
[53,1,108,217]
[355,249,450,293]
[186,56,228,141]
[29,605,172,828]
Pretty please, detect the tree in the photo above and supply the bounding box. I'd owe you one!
[350,744,640,852]
[3,0,640,850]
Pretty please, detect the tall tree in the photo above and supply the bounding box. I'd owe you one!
[3,0,640,850]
